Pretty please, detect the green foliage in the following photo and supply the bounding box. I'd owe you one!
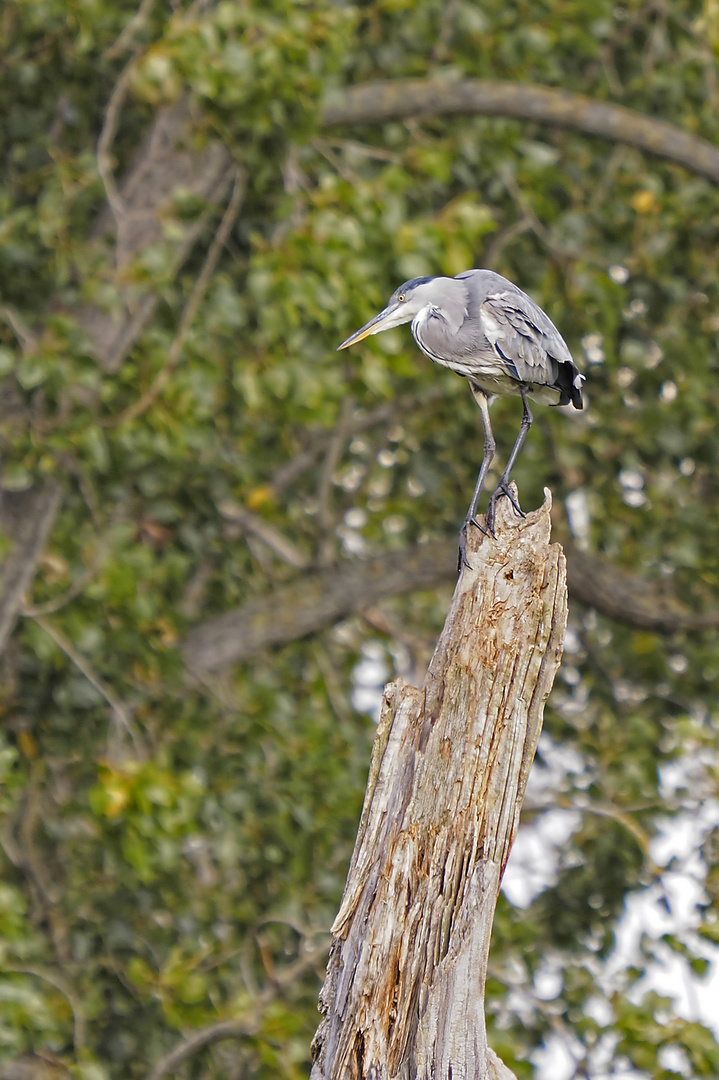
[1,0,719,1077]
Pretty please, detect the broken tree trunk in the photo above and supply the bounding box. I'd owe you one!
[310,489,568,1080]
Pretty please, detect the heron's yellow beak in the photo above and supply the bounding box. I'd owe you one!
[337,304,399,350]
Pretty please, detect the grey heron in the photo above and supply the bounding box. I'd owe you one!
[338,269,584,550]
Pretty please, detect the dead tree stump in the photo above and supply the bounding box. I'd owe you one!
[311,489,568,1080]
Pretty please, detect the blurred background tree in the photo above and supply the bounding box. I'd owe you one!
[2,0,719,1077]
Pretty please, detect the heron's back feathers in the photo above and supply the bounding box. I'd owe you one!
[478,290,583,408]
[413,269,584,409]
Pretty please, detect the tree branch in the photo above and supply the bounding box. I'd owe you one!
[28,613,144,757]
[563,543,716,632]
[321,79,719,184]
[3,100,237,653]
[96,51,136,231]
[0,483,64,656]
[6,965,86,1054]
[104,166,246,426]
[182,531,719,672]
[105,0,157,61]
[78,97,236,371]
[217,502,312,570]
[183,540,453,673]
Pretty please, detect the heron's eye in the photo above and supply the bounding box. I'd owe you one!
[397,294,405,302]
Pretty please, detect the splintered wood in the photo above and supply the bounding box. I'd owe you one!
[311,490,568,1080]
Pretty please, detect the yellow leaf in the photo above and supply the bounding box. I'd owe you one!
[631,190,659,215]
[153,617,178,646]
[103,781,130,819]
[17,730,37,759]
[631,632,658,655]
[246,486,273,510]
[39,551,69,584]
[131,661,160,687]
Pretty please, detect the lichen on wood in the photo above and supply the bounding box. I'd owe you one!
[311,488,568,1080]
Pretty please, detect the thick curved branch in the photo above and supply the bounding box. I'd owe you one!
[56,77,719,401]
[183,542,452,673]
[183,537,719,672]
[321,79,719,184]
[147,1018,258,1080]
[81,75,719,377]
[564,544,717,632]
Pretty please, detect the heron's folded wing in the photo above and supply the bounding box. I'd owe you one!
[479,290,573,384]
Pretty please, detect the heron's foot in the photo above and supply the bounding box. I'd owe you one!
[485,493,502,536]
[490,483,525,520]
[485,498,496,537]
[458,517,491,571]
[469,515,491,538]
[457,523,472,571]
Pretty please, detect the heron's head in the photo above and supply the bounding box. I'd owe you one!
[337,277,438,350]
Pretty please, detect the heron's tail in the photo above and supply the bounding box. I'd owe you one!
[556,361,584,409]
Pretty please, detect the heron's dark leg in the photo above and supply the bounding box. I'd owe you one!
[459,385,495,567]
[466,385,496,523]
[486,387,532,531]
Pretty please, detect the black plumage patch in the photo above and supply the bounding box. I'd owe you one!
[401,277,433,289]
[554,361,584,408]
[493,342,521,382]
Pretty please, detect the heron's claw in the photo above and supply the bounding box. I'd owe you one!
[496,483,525,518]
[484,520,497,540]
[487,483,520,516]
[485,499,497,537]
[457,527,471,572]
[469,515,491,537]
[458,518,488,570]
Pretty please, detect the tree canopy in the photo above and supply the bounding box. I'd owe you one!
[2,1,719,1077]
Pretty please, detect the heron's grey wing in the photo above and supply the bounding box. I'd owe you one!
[479,290,572,385]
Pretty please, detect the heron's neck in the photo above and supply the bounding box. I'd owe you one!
[418,291,467,335]
[411,305,433,333]
[410,306,453,366]
[412,297,465,337]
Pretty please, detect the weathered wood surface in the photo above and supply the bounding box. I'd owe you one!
[311,489,568,1080]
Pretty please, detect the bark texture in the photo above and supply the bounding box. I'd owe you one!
[310,490,568,1080]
